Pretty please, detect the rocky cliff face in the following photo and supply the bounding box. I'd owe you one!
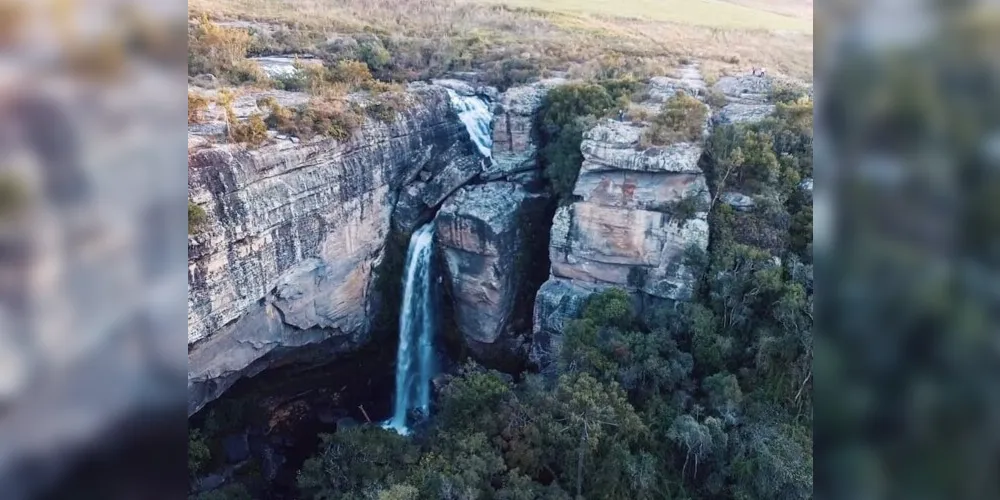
[485,78,567,186]
[431,79,566,366]
[187,83,487,415]
[434,182,550,366]
[532,69,713,367]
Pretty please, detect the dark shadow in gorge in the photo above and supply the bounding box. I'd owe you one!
[188,338,397,499]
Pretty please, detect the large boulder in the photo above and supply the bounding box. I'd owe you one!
[435,182,550,365]
[187,83,487,415]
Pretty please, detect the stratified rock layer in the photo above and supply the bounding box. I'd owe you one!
[187,83,486,415]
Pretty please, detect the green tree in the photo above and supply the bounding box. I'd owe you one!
[437,361,513,435]
[615,329,693,403]
[410,432,506,500]
[496,471,571,500]
[702,372,743,421]
[376,484,419,500]
[553,373,645,498]
[297,427,418,500]
[188,429,211,479]
[732,419,812,500]
[537,83,615,201]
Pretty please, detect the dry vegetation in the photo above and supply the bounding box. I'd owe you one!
[187,0,811,143]
[188,0,813,83]
[641,91,709,147]
[188,92,209,124]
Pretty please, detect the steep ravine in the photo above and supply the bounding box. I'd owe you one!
[188,79,559,496]
[189,66,803,497]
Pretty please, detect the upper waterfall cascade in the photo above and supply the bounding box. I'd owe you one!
[385,223,437,435]
[445,88,493,159]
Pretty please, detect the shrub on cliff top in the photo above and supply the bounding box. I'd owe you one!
[642,90,707,147]
[367,92,408,123]
[358,38,392,71]
[328,59,374,86]
[230,113,269,146]
[188,16,252,81]
[188,91,209,124]
[768,81,809,104]
[262,97,362,141]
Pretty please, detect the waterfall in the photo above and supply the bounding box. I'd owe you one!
[445,88,493,159]
[385,223,436,435]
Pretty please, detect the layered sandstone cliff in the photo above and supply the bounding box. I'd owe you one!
[187,83,487,415]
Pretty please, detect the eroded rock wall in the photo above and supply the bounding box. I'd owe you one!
[187,84,486,415]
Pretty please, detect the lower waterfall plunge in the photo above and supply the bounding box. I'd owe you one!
[385,223,437,434]
[446,88,493,159]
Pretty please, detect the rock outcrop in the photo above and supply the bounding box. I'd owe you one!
[187,83,487,415]
[710,73,809,125]
[532,72,713,366]
[486,78,567,186]
[434,182,550,365]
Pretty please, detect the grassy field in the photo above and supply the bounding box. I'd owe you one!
[479,0,812,33]
[189,0,813,82]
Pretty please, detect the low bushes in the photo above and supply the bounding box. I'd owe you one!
[229,114,269,146]
[768,82,809,104]
[366,92,409,123]
[188,92,209,124]
[261,98,362,141]
[188,16,252,82]
[704,87,728,109]
[640,91,707,147]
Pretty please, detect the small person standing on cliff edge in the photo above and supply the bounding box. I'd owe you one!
[618,109,626,121]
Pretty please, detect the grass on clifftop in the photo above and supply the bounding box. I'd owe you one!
[189,0,813,83]
[481,0,811,33]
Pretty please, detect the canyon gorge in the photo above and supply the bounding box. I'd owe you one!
[187,64,804,495]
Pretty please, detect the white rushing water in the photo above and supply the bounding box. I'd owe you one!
[385,223,436,435]
[445,89,493,159]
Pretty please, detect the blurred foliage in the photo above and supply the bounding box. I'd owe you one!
[815,5,1000,500]
[0,172,29,219]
